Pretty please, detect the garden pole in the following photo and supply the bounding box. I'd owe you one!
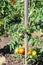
[24,0,28,65]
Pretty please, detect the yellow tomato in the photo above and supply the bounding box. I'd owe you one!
[15,48,19,53]
[32,50,37,56]
[28,50,32,55]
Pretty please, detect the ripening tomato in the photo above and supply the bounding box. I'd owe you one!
[18,48,25,55]
[28,50,32,55]
[11,0,15,4]
[21,46,25,50]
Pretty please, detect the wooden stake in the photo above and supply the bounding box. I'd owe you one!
[24,0,28,65]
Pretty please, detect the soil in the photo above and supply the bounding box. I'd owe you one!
[5,54,23,65]
[0,35,12,49]
[0,36,24,65]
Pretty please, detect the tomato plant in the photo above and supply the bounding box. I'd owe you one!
[0,0,43,64]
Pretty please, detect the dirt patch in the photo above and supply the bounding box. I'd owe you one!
[0,56,6,65]
[0,36,23,65]
[0,36,12,49]
[5,54,23,65]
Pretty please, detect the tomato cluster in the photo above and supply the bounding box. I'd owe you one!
[15,46,37,57]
